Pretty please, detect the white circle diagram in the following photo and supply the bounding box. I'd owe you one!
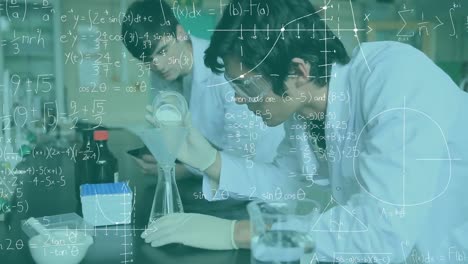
[352,105,453,207]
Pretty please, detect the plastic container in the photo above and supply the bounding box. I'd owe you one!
[80,182,133,227]
[22,213,94,264]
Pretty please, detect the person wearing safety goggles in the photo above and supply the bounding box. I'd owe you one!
[141,0,468,262]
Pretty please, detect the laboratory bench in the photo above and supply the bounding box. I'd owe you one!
[0,137,251,264]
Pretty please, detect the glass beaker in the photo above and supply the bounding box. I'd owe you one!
[247,199,321,264]
[151,91,188,127]
[145,91,189,225]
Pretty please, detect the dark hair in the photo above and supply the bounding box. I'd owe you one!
[122,0,179,62]
[204,0,350,95]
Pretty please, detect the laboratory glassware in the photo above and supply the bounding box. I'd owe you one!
[143,91,188,225]
[247,199,321,264]
[75,128,96,215]
[93,130,119,184]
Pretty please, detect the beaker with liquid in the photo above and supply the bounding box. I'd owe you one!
[142,91,188,225]
[247,199,321,264]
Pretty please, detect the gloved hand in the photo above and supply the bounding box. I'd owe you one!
[141,213,238,250]
[145,106,218,172]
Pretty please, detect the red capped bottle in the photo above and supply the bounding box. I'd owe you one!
[93,130,119,183]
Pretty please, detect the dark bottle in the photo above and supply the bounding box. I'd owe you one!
[93,130,118,184]
[75,128,96,215]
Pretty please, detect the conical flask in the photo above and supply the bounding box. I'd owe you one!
[148,164,184,222]
[144,91,189,225]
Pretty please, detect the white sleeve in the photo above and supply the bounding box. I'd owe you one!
[202,124,306,201]
[312,109,442,263]
[200,84,295,201]
[313,47,457,263]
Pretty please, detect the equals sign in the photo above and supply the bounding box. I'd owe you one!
[113,87,121,91]
[120,244,133,247]
[208,9,216,15]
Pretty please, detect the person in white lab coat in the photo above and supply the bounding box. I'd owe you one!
[121,1,284,217]
[141,0,468,262]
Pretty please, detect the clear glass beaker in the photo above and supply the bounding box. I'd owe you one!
[151,91,188,127]
[247,199,321,264]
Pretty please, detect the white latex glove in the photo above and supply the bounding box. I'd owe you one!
[145,106,217,171]
[141,213,238,250]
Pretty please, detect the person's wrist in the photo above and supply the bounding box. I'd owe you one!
[230,220,239,249]
[203,151,221,188]
[197,145,217,171]
[234,220,251,249]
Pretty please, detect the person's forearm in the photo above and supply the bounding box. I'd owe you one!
[203,151,222,187]
[234,220,251,249]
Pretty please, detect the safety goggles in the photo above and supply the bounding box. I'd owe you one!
[224,72,271,100]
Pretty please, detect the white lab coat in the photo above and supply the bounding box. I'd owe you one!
[150,36,285,173]
[203,42,468,263]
